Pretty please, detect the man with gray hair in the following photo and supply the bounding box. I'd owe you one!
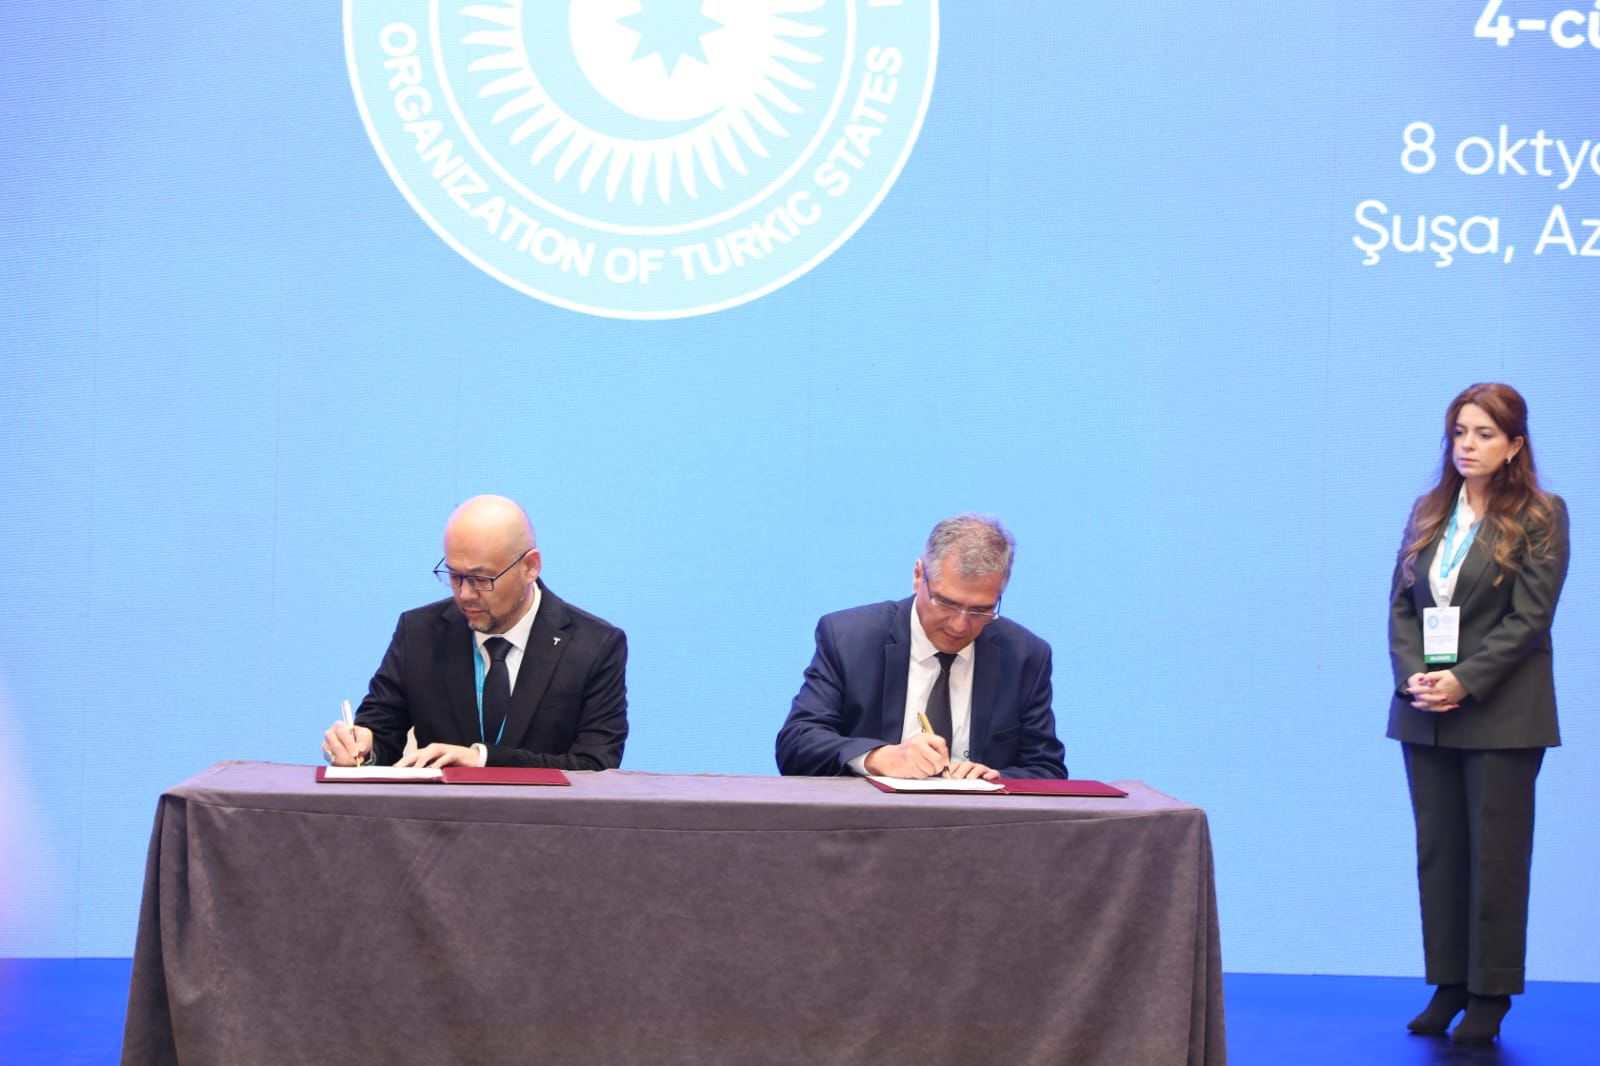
[776,514,1067,779]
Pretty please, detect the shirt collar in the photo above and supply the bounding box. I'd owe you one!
[908,598,975,665]
[474,583,542,655]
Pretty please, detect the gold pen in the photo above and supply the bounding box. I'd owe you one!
[916,712,952,778]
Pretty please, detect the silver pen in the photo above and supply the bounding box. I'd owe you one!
[341,699,364,766]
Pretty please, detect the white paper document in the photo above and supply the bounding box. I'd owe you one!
[866,775,1003,793]
[322,766,444,781]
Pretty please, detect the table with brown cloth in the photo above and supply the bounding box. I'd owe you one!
[122,761,1225,1066]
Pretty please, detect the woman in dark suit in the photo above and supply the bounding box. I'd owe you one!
[1388,383,1569,1044]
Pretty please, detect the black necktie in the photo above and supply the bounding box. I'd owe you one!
[482,637,512,745]
[925,652,957,753]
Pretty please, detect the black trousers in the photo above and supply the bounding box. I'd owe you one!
[1402,743,1545,997]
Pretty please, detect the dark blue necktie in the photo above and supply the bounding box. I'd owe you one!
[482,637,512,745]
[925,652,957,751]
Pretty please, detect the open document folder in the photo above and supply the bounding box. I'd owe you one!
[315,766,570,785]
[865,776,1128,797]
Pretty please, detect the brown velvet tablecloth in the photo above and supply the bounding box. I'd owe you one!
[122,761,1225,1065]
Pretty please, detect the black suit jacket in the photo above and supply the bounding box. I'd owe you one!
[1387,495,1569,749]
[356,582,628,769]
[775,598,1068,778]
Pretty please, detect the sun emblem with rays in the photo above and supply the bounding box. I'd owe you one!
[345,0,936,318]
[460,0,827,209]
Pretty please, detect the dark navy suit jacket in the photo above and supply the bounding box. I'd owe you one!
[775,597,1067,778]
[356,582,628,769]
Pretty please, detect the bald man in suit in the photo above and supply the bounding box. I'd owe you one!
[323,495,627,770]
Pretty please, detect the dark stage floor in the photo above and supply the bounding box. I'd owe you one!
[2,959,1595,1064]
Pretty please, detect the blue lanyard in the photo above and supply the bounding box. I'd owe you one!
[472,645,508,746]
[1439,502,1480,581]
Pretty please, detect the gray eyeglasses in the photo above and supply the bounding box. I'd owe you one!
[433,548,531,592]
[922,571,1002,620]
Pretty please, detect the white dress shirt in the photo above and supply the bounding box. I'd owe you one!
[849,604,977,773]
[468,583,542,765]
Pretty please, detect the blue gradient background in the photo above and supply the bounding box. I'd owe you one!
[2,2,1596,979]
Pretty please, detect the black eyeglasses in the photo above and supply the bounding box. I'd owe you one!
[433,549,531,592]
[921,571,1002,620]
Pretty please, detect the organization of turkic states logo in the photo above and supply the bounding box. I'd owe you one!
[344,1,938,320]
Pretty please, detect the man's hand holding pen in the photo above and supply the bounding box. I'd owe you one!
[863,733,950,778]
[323,707,373,767]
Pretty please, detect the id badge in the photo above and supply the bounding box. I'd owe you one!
[1422,606,1460,664]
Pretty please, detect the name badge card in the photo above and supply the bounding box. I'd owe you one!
[1423,606,1460,664]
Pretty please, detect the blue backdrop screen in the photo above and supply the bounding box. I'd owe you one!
[2,2,1596,979]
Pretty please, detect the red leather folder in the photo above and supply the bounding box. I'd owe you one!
[315,766,570,786]
[442,767,570,786]
[995,778,1127,798]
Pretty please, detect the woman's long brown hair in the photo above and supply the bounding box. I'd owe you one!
[1399,383,1558,587]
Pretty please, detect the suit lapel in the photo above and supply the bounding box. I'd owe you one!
[1450,524,1497,608]
[878,601,912,743]
[1411,541,1439,610]
[967,627,1003,761]
[502,583,571,746]
[438,605,482,743]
